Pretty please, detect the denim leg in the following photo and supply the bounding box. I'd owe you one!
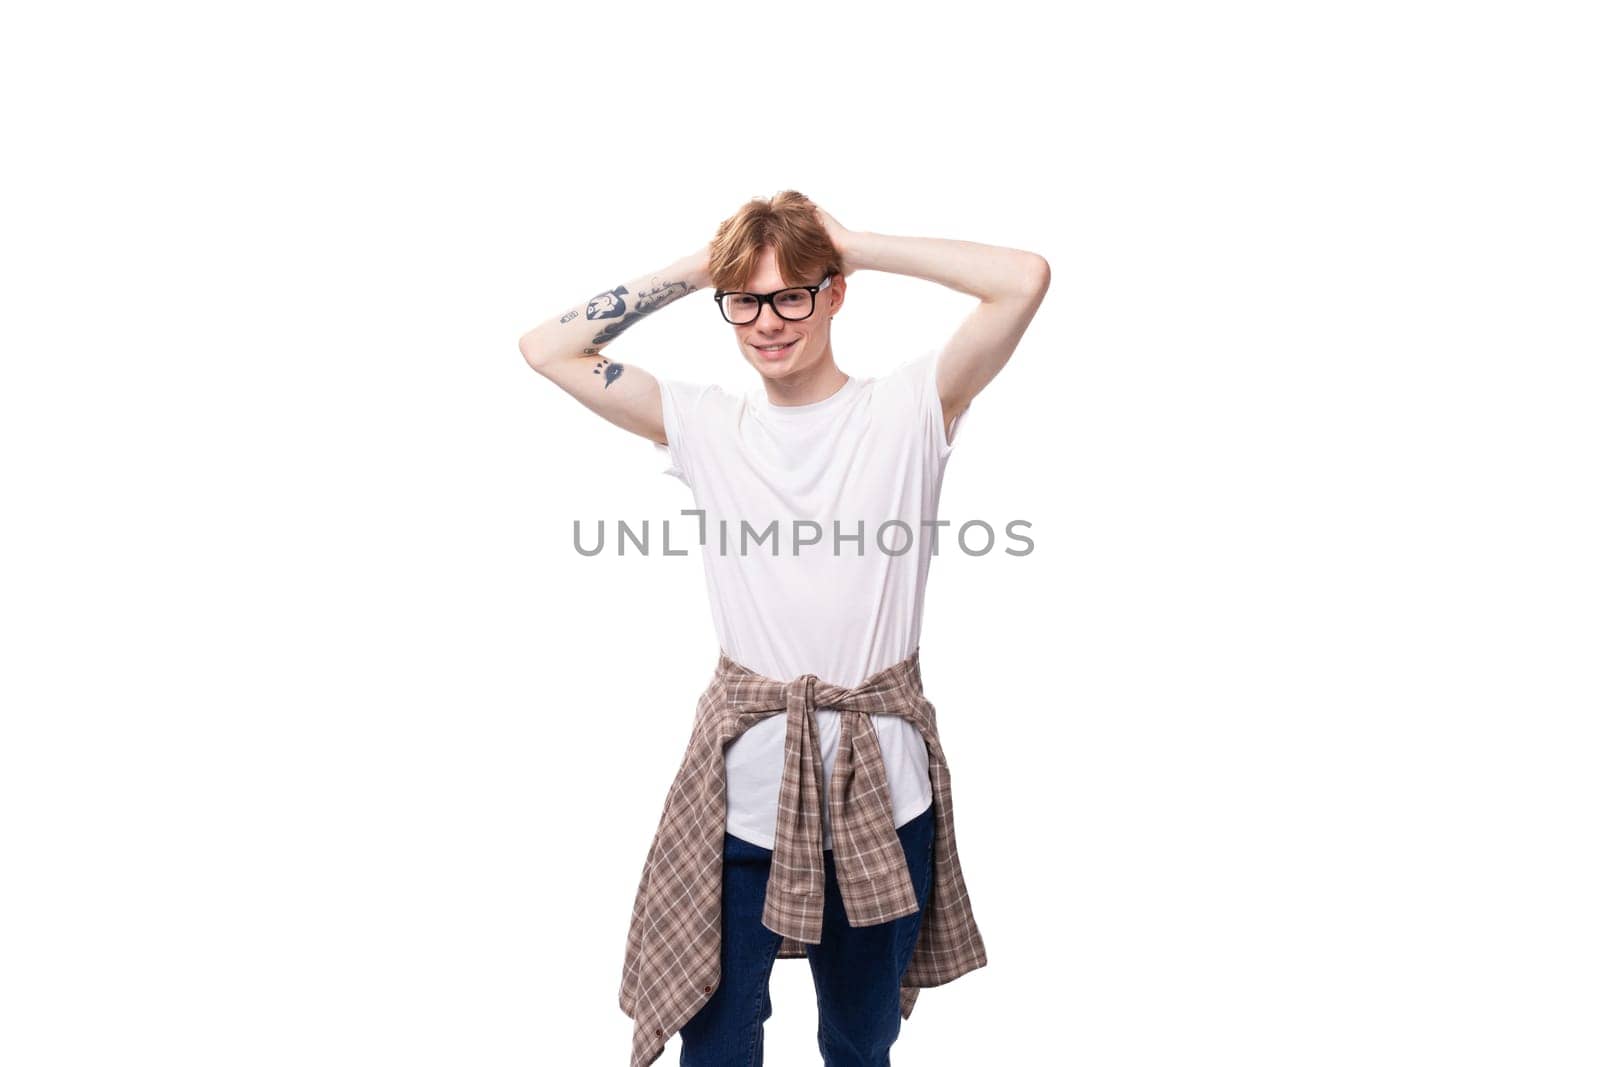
[679,832,784,1067]
[806,803,937,1067]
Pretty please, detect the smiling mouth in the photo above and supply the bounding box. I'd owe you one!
[754,340,797,354]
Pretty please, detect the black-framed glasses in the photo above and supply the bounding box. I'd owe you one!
[713,274,833,325]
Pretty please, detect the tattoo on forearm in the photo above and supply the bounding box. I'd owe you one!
[585,275,696,344]
[559,309,579,324]
[586,287,628,320]
[592,355,625,388]
[592,313,644,345]
[636,278,695,313]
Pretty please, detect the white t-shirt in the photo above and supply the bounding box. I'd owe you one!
[653,348,969,850]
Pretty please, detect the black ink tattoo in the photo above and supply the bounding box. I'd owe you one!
[636,278,695,313]
[592,356,625,389]
[591,312,645,345]
[586,287,628,320]
[586,276,696,345]
[559,309,579,324]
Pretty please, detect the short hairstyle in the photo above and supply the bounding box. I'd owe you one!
[709,190,844,293]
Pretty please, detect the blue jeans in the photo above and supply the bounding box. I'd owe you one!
[678,801,936,1067]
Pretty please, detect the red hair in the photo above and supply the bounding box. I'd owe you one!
[709,190,843,292]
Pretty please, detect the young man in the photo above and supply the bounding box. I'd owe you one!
[520,191,1048,1067]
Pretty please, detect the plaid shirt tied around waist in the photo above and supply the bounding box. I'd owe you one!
[618,646,987,1067]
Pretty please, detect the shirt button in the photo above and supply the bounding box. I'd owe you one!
[703,984,713,992]
[654,1026,663,1036]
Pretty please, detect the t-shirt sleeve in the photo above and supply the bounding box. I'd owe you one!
[905,348,970,461]
[652,377,714,488]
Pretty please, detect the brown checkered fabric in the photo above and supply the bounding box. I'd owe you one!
[618,645,987,1067]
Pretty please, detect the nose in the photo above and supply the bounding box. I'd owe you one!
[754,300,788,331]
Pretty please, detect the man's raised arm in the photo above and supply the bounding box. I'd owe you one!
[517,245,713,445]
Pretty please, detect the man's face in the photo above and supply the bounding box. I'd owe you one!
[729,246,844,381]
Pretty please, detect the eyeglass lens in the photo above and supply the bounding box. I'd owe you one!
[722,288,813,324]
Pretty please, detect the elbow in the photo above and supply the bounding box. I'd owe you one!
[1025,254,1051,295]
[518,331,548,371]
[991,254,1050,304]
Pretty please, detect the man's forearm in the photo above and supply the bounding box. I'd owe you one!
[519,246,712,368]
[847,231,1047,303]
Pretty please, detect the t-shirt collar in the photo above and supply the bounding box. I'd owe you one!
[751,374,860,419]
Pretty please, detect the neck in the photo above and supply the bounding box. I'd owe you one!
[761,349,849,407]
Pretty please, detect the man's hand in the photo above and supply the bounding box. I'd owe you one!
[812,206,858,278]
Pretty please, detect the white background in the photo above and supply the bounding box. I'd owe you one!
[3,2,1596,1064]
